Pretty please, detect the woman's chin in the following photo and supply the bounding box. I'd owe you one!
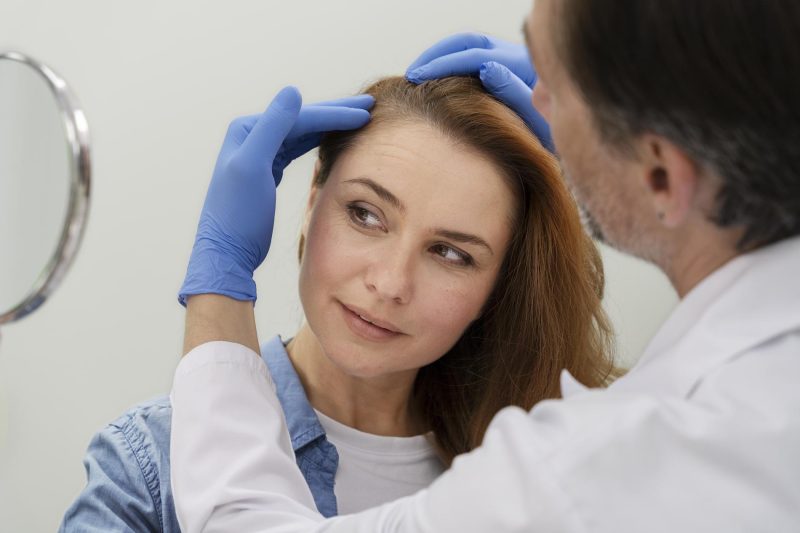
[319,344,392,379]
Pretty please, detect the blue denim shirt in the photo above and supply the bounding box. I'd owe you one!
[59,336,340,532]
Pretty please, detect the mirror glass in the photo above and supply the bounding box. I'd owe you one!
[0,53,89,325]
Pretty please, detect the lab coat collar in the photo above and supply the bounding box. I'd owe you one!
[610,235,800,397]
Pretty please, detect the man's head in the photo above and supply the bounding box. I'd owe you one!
[526,0,800,291]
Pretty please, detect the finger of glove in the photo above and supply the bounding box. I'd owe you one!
[273,106,370,185]
[480,62,553,151]
[286,105,371,143]
[407,47,503,83]
[307,94,375,111]
[222,95,372,158]
[238,86,303,165]
[406,32,493,74]
[272,133,324,186]
[218,114,259,158]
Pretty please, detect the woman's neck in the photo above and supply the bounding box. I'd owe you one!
[285,323,424,437]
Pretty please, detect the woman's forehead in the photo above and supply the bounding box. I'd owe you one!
[327,121,517,238]
[334,122,508,195]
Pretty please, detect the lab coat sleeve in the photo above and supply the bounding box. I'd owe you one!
[170,341,589,533]
[169,341,323,532]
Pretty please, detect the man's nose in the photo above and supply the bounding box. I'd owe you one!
[532,81,551,122]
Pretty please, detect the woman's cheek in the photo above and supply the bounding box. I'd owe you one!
[306,209,358,267]
[300,210,350,296]
[419,281,486,345]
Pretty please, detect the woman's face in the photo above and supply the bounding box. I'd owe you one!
[299,121,516,379]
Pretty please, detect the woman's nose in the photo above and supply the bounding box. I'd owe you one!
[364,247,414,305]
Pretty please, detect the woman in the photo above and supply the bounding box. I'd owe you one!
[60,76,616,532]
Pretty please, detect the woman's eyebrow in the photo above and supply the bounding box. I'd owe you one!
[435,228,494,255]
[344,177,493,254]
[344,177,405,212]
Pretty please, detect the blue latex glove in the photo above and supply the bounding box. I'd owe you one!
[179,87,374,306]
[406,33,553,151]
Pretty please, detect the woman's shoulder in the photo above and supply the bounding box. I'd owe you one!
[60,394,180,532]
[94,394,175,494]
[107,394,173,439]
[100,333,289,457]
[106,394,173,458]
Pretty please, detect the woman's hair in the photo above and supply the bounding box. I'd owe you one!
[302,76,618,465]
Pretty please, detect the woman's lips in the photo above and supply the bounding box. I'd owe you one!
[339,302,403,342]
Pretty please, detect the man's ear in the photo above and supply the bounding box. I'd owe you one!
[638,134,701,228]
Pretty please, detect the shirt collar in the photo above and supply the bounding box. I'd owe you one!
[611,235,800,397]
[260,335,326,452]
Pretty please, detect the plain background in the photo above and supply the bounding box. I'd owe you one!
[0,1,677,530]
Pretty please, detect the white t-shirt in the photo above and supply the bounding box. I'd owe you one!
[314,409,445,515]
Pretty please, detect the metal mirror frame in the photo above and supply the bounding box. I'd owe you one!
[0,51,91,326]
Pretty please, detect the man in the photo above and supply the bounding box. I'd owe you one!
[170,0,800,531]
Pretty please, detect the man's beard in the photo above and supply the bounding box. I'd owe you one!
[560,161,668,267]
[560,163,607,244]
[578,203,606,244]
[576,188,666,268]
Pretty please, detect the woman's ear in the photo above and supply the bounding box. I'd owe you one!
[302,187,319,236]
[302,160,322,239]
[312,158,322,182]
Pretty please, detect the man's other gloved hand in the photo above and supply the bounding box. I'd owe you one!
[178,87,374,306]
[407,33,552,151]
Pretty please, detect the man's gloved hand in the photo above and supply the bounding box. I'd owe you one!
[178,87,374,306]
[406,33,553,151]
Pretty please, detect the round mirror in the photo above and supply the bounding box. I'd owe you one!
[0,52,90,331]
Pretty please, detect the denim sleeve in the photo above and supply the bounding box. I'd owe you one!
[58,421,163,533]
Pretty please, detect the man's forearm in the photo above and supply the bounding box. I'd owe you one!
[183,294,260,355]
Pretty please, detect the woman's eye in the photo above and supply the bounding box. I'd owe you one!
[347,204,384,230]
[431,244,474,267]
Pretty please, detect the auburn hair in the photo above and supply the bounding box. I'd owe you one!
[301,76,618,465]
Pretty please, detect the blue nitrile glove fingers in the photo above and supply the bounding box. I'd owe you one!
[480,61,553,152]
[406,32,555,152]
[209,95,375,186]
[406,32,537,87]
[274,95,374,184]
[178,88,374,306]
[406,33,497,73]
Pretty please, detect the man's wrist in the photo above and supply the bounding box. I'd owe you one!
[183,294,259,356]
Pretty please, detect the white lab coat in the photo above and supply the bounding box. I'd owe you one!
[170,235,800,532]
